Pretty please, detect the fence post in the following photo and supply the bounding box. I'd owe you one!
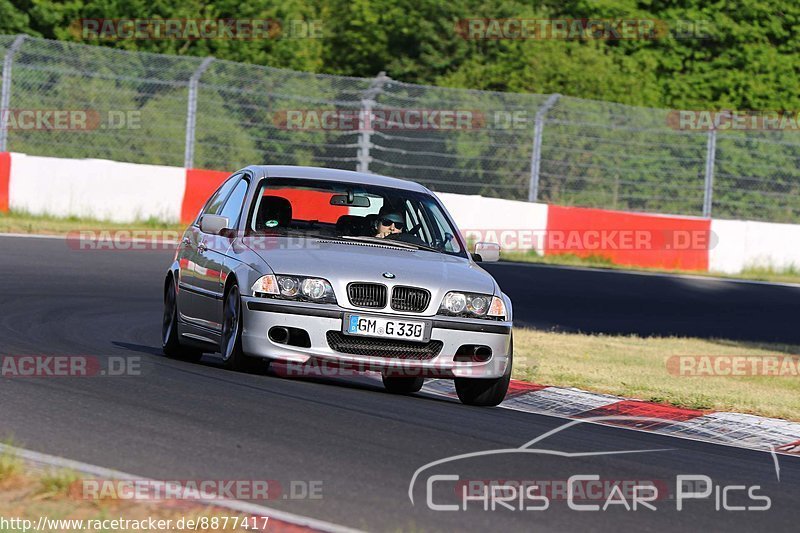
[528,93,560,202]
[184,57,215,169]
[702,112,726,218]
[357,72,389,173]
[0,35,27,153]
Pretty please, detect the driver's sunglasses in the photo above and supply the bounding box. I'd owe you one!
[380,218,405,230]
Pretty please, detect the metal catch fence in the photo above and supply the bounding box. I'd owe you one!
[0,35,797,222]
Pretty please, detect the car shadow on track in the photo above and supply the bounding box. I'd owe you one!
[110,340,454,403]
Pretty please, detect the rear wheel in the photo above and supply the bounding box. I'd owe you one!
[162,277,203,362]
[382,375,424,395]
[220,284,265,373]
[454,337,513,407]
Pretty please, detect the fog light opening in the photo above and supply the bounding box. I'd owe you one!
[269,326,290,345]
[269,326,311,348]
[472,345,492,362]
[454,344,493,363]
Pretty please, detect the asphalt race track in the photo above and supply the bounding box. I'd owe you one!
[484,262,800,344]
[1,234,798,531]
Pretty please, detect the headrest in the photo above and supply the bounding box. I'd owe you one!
[336,215,367,235]
[257,196,292,230]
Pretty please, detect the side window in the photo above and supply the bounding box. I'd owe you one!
[414,204,433,243]
[195,174,241,224]
[404,200,432,243]
[427,201,461,253]
[218,179,249,229]
[404,200,420,230]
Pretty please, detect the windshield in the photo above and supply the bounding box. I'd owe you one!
[247,177,465,257]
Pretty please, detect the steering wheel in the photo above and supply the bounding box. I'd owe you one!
[386,231,427,247]
[406,222,423,236]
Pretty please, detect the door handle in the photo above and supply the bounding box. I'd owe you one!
[198,242,208,253]
[182,237,191,246]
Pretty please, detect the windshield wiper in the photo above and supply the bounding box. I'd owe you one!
[340,235,440,253]
[248,228,332,240]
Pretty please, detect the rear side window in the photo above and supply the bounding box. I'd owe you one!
[195,174,241,224]
[217,179,249,229]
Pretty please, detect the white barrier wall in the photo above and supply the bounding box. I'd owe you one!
[6,152,800,275]
[710,219,800,273]
[709,220,748,273]
[436,192,549,254]
[8,153,186,223]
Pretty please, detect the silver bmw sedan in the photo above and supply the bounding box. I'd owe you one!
[163,165,513,406]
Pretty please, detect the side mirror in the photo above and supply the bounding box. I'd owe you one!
[200,214,230,235]
[473,241,500,262]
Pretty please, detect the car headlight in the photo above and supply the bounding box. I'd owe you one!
[252,274,336,304]
[439,292,506,320]
[442,292,467,314]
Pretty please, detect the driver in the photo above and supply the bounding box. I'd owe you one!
[374,212,405,238]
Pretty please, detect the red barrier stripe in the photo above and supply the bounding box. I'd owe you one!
[505,380,548,398]
[181,169,229,224]
[264,188,347,223]
[545,205,711,271]
[575,400,706,430]
[775,440,800,455]
[181,170,350,225]
[0,152,11,212]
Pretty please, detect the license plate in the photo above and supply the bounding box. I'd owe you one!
[344,314,428,341]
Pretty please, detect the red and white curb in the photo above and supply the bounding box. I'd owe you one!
[0,443,362,533]
[422,379,800,457]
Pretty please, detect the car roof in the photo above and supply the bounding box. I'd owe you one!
[244,165,430,193]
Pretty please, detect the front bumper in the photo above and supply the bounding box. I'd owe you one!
[240,296,512,378]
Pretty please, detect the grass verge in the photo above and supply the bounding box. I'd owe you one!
[513,328,800,421]
[0,210,184,235]
[501,249,800,285]
[0,447,23,482]
[0,455,266,532]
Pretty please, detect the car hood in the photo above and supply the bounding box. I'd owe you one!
[242,236,497,296]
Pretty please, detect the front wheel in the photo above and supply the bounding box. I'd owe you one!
[454,337,512,407]
[162,277,203,362]
[220,284,265,373]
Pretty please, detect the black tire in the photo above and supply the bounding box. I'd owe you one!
[382,375,424,395]
[162,277,203,362]
[454,337,513,407]
[220,284,265,373]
